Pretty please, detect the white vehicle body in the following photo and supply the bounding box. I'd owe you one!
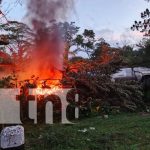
[112,67,150,81]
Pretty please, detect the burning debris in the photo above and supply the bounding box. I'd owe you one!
[0,51,13,79]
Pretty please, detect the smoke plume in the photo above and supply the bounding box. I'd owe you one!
[22,0,74,80]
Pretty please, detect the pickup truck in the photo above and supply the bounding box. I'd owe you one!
[111,67,150,82]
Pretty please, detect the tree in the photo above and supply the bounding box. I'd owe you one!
[57,22,80,62]
[137,39,150,67]
[121,45,143,67]
[121,38,150,68]
[74,29,96,58]
[91,38,109,60]
[0,21,34,74]
[130,0,150,67]
[131,1,150,36]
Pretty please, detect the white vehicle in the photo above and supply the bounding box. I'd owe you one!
[111,67,150,81]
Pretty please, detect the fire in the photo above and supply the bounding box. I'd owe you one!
[33,78,63,96]
[0,0,74,84]
[35,86,62,95]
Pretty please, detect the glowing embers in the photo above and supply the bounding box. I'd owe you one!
[28,79,63,96]
[35,86,63,96]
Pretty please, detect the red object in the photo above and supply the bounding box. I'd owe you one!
[0,64,12,67]
[0,51,10,59]
[0,51,12,66]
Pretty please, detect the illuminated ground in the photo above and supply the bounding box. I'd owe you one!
[25,113,150,150]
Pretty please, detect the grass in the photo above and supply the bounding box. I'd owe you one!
[25,113,150,150]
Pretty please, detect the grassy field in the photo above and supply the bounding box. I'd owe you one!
[25,113,150,150]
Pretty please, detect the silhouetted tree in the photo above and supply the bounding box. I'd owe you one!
[131,1,150,36]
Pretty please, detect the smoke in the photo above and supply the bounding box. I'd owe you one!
[21,0,74,80]
[28,0,74,22]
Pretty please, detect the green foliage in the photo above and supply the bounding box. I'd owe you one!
[120,39,150,68]
[91,38,110,60]
[0,21,35,75]
[121,45,139,66]
[138,39,150,67]
[89,79,144,112]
